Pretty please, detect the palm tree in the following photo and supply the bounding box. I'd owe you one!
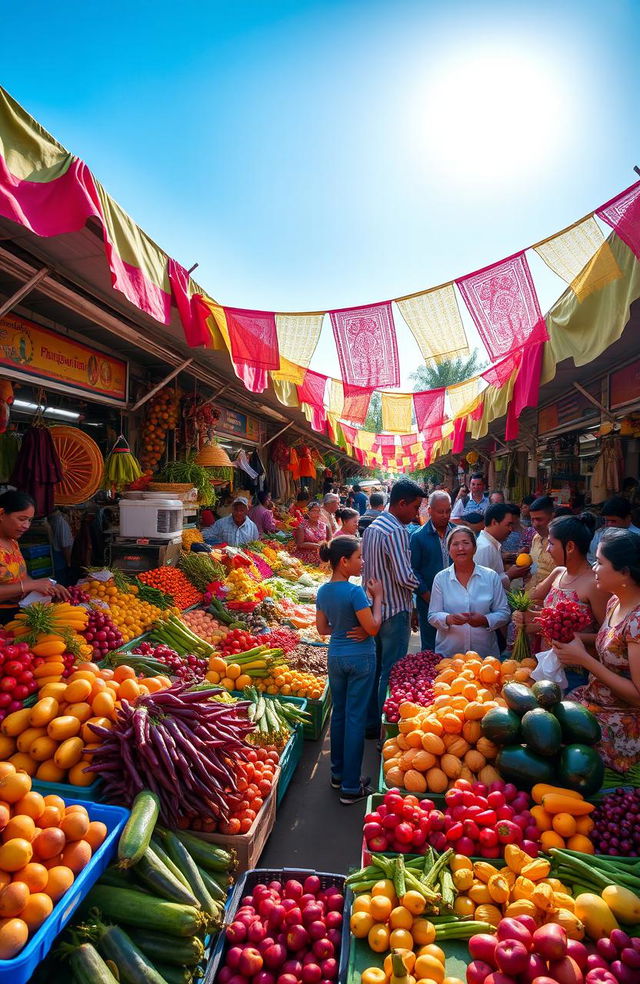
[363,391,382,432]
[410,351,486,390]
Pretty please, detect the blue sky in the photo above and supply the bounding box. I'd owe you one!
[3,0,640,386]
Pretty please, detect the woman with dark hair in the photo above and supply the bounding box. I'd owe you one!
[333,508,359,538]
[291,501,327,565]
[553,529,640,772]
[428,526,510,657]
[0,491,69,623]
[316,536,383,804]
[514,516,610,685]
[248,490,277,536]
[289,490,310,523]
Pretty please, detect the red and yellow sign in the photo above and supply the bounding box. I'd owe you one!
[0,314,127,403]
[610,359,640,410]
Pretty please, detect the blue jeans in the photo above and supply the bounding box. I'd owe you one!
[366,611,412,731]
[328,652,376,794]
[416,597,436,653]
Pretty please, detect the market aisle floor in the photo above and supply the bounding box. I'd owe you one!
[261,631,422,874]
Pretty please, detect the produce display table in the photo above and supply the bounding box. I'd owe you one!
[204,867,350,984]
[0,799,129,984]
[303,679,332,740]
[189,765,281,874]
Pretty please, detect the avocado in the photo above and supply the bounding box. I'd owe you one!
[531,680,563,709]
[521,707,563,756]
[559,743,605,796]
[481,706,522,746]
[552,700,602,746]
[496,745,556,789]
[503,682,539,716]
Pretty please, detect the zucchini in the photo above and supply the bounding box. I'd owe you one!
[87,886,208,937]
[70,943,120,984]
[197,866,228,904]
[160,830,218,919]
[174,831,236,872]
[98,925,168,984]
[150,838,194,892]
[100,866,149,891]
[127,929,204,967]
[135,847,201,907]
[118,790,160,868]
[153,965,194,984]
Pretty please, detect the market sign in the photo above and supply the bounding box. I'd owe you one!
[0,313,128,404]
[610,359,640,409]
[216,406,265,442]
[538,387,599,434]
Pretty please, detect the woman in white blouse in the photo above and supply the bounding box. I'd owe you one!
[428,527,510,657]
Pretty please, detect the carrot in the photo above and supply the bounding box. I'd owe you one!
[541,793,595,816]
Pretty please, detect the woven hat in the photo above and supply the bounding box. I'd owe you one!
[195,440,232,467]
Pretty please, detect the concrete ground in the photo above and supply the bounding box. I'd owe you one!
[261,632,422,875]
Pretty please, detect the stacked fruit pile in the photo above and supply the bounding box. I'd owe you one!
[139,384,180,472]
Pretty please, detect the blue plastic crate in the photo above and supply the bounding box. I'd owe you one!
[276,701,307,807]
[33,777,104,802]
[0,797,129,984]
[21,544,51,560]
[204,867,349,984]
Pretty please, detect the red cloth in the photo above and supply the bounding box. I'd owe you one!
[375,435,397,453]
[339,422,358,446]
[342,385,372,425]
[224,307,280,370]
[413,387,446,433]
[168,260,210,347]
[505,342,545,440]
[305,404,327,433]
[297,369,328,409]
[457,252,547,361]
[597,180,640,260]
[233,362,269,393]
[452,416,468,453]
[400,433,419,449]
[330,301,400,389]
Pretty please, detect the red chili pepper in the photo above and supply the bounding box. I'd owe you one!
[446,821,464,842]
[496,819,523,845]
[475,809,497,827]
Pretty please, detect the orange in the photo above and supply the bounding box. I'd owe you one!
[389,928,414,950]
[0,838,33,872]
[414,953,445,982]
[13,863,48,893]
[389,905,413,930]
[32,828,65,862]
[20,892,53,932]
[367,923,390,953]
[43,865,74,902]
[117,679,141,702]
[371,879,397,903]
[0,882,29,918]
[2,817,36,844]
[384,950,415,976]
[113,665,136,683]
[352,894,372,914]
[450,854,473,873]
[0,773,31,805]
[369,894,392,922]
[540,830,565,851]
[401,890,426,915]
[349,911,374,938]
[419,944,446,964]
[453,896,476,917]
[13,792,45,822]
[411,917,436,944]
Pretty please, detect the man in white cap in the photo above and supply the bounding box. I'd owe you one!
[204,496,259,547]
[320,492,340,538]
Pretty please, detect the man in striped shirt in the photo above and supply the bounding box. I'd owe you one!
[361,478,426,737]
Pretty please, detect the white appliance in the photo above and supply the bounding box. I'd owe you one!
[118,497,184,540]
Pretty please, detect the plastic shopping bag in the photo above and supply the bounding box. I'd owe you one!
[530,648,568,690]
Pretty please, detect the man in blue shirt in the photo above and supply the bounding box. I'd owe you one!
[588,495,640,565]
[410,491,455,652]
[351,484,369,516]
[451,474,489,524]
[203,497,258,547]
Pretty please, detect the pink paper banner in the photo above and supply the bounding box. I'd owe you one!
[481,351,521,388]
[330,301,400,390]
[339,422,358,446]
[413,388,446,434]
[457,252,547,361]
[297,370,328,409]
[505,342,545,441]
[597,180,640,260]
[224,307,280,370]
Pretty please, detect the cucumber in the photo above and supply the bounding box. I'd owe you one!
[197,865,228,904]
[160,830,218,919]
[153,965,194,984]
[127,928,204,967]
[98,924,169,984]
[135,848,201,907]
[87,886,208,937]
[100,866,149,891]
[174,832,236,872]
[150,837,194,892]
[70,943,120,984]
[118,790,160,868]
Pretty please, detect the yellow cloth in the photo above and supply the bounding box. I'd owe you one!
[469,369,518,440]
[570,242,622,302]
[199,300,231,352]
[534,217,622,303]
[355,430,376,452]
[381,392,413,433]
[541,234,640,386]
[327,379,345,416]
[447,376,487,419]
[271,377,300,408]
[529,533,556,590]
[270,357,306,385]
[397,284,469,363]
[275,314,324,368]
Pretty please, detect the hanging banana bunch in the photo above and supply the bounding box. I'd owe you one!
[102,434,143,492]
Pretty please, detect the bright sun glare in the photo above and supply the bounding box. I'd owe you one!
[421,45,573,187]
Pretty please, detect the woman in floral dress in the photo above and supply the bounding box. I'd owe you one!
[291,502,328,566]
[554,528,640,773]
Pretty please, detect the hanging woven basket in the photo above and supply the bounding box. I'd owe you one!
[51,426,104,505]
[194,440,232,467]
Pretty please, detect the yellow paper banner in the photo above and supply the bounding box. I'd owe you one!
[327,379,345,416]
[355,429,376,452]
[381,392,413,433]
[396,284,469,363]
[535,217,621,302]
[275,314,324,368]
[446,376,487,418]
